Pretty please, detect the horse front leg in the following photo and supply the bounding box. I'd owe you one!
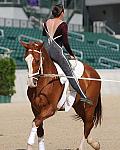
[37,123,45,150]
[27,104,55,150]
[27,105,45,150]
[27,122,37,150]
[27,121,46,150]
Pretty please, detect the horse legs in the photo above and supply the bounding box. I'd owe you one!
[38,136,45,150]
[87,135,100,150]
[27,104,55,150]
[79,127,85,150]
[27,122,45,150]
[73,102,100,150]
[27,122,37,150]
[79,125,100,150]
[27,104,46,150]
[37,123,45,150]
[83,110,100,150]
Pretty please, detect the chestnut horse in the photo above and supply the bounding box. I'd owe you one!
[20,40,102,150]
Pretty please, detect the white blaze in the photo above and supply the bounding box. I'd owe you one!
[25,54,34,77]
[25,54,37,87]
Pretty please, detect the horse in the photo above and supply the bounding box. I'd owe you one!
[20,40,102,150]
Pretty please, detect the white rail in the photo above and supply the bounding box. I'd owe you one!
[69,31,84,42]
[97,39,119,51]
[102,25,115,36]
[72,48,83,60]
[18,34,43,43]
[0,46,11,57]
[99,57,120,68]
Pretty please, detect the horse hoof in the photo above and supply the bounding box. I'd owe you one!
[87,138,100,150]
[27,144,33,150]
[92,142,100,150]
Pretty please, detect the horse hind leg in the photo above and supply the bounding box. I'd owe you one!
[84,78,101,149]
[76,105,100,149]
[87,136,100,150]
[78,126,100,150]
[83,111,100,150]
[73,100,101,149]
[78,127,85,150]
[73,101,86,150]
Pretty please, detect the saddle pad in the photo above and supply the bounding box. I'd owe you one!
[54,59,84,112]
[54,59,84,84]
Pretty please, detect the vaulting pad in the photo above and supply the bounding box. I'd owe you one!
[54,59,84,112]
[54,59,84,84]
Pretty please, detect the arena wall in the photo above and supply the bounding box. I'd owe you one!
[11,69,120,103]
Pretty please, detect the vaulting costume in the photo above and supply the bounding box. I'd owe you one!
[43,21,92,104]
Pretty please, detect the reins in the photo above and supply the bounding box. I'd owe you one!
[39,73,120,83]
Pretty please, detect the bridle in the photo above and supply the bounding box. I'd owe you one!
[26,43,44,79]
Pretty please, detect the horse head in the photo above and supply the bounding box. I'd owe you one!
[20,40,44,87]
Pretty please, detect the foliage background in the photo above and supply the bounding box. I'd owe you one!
[0,57,16,96]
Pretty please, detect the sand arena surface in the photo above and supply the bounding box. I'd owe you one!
[0,95,120,150]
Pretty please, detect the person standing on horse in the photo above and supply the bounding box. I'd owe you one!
[42,4,92,105]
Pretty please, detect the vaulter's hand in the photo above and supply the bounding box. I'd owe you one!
[70,55,76,60]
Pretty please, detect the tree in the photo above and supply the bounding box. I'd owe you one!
[0,57,16,96]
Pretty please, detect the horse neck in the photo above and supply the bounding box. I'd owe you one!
[36,48,57,91]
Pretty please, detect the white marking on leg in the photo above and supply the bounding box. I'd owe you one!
[38,136,45,150]
[27,122,37,150]
[87,136,100,150]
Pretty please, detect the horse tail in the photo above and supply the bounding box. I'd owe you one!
[94,93,102,127]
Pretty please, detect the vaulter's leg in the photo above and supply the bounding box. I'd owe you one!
[46,41,92,105]
[54,54,91,104]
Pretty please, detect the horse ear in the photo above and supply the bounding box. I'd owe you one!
[20,40,29,49]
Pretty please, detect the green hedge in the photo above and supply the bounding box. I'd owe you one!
[0,57,16,96]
